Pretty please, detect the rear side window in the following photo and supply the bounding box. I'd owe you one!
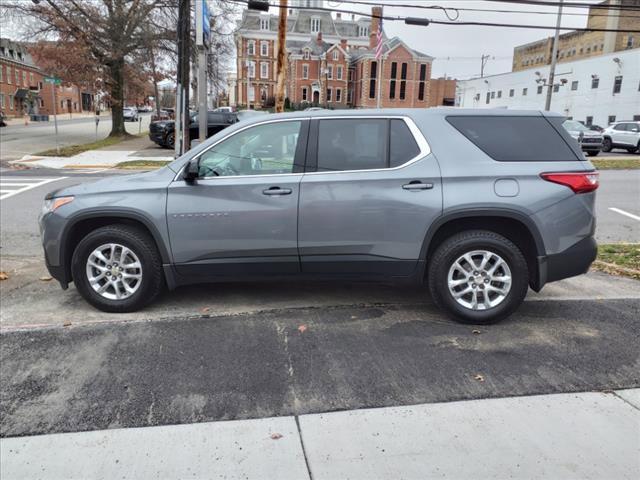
[317,119,387,172]
[446,116,580,161]
[389,119,420,167]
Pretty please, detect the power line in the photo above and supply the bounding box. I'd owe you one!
[490,0,640,11]
[328,0,640,18]
[229,0,640,32]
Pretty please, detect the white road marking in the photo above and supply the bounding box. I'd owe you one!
[0,177,67,201]
[609,207,640,222]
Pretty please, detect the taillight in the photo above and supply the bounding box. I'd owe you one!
[541,172,599,194]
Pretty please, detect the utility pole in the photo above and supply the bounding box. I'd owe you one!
[275,0,288,113]
[480,54,490,78]
[196,0,210,143]
[375,7,384,109]
[175,0,191,156]
[545,0,564,111]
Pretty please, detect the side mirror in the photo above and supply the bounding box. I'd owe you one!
[182,158,199,183]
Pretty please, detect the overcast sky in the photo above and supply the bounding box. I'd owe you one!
[276,0,612,79]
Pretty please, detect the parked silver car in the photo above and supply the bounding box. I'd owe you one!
[39,109,599,324]
[562,120,603,157]
[123,107,139,122]
[602,120,640,154]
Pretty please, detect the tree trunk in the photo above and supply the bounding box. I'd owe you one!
[275,0,288,113]
[109,58,126,137]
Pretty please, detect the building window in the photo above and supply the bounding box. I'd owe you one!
[608,115,616,124]
[248,61,256,78]
[553,84,559,92]
[585,116,593,126]
[303,49,310,60]
[9,95,14,110]
[333,50,339,61]
[260,62,269,79]
[347,88,352,104]
[311,17,320,33]
[15,69,19,84]
[491,91,495,99]
[23,71,26,86]
[0,66,3,83]
[358,25,369,37]
[260,41,268,56]
[39,81,43,90]
[509,89,514,97]
[247,41,255,56]
[0,93,4,109]
[302,64,309,79]
[29,72,34,85]
[497,90,502,98]
[399,63,407,100]
[336,65,343,80]
[627,35,634,49]
[260,16,270,30]
[418,64,426,101]
[7,66,11,84]
[571,81,578,91]
[486,92,490,104]
[302,87,308,102]
[326,88,332,102]
[522,87,528,96]
[389,61,397,99]
[591,77,599,89]
[613,75,622,94]
[369,61,377,99]
[336,88,342,103]
[327,65,333,80]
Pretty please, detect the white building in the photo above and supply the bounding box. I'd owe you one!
[456,47,640,127]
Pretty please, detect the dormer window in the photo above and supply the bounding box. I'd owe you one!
[358,26,369,37]
[332,50,339,61]
[260,16,270,30]
[311,17,320,33]
[303,48,310,60]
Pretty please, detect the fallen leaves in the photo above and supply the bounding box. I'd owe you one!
[297,324,307,334]
[0,271,8,281]
[270,433,283,440]
[63,321,72,327]
[472,329,482,335]
[201,307,211,314]
[474,374,485,382]
[39,276,53,282]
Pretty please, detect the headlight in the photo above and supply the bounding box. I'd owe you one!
[42,196,74,215]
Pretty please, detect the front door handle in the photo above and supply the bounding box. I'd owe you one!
[402,181,433,191]
[263,186,292,196]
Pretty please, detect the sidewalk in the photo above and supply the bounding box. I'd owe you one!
[10,135,173,170]
[2,389,638,479]
[2,111,100,127]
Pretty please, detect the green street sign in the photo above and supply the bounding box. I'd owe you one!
[44,76,62,85]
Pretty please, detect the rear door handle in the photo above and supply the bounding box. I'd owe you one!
[263,186,292,196]
[402,181,433,191]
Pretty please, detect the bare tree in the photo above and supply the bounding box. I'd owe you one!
[3,0,177,137]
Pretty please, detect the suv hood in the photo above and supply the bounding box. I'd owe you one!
[47,167,175,199]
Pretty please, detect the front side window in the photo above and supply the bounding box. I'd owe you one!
[317,119,388,172]
[198,121,302,177]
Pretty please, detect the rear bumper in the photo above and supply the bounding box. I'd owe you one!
[533,236,597,290]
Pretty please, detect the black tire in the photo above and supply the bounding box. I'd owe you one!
[427,230,529,325]
[601,137,612,152]
[166,132,175,149]
[71,224,163,313]
[627,146,638,154]
[587,150,600,157]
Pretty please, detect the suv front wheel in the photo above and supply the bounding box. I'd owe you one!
[71,224,163,313]
[428,230,529,324]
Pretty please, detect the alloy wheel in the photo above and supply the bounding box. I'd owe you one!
[85,243,143,300]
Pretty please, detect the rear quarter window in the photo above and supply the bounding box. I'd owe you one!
[446,116,581,161]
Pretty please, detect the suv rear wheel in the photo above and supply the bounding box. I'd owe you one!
[71,224,163,313]
[428,230,529,324]
[602,137,612,152]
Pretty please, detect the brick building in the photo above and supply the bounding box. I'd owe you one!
[512,0,640,72]
[428,77,456,107]
[1,37,97,120]
[234,3,434,109]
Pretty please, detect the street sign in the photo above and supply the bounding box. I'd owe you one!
[196,0,210,48]
[44,76,62,85]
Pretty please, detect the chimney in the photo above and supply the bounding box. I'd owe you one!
[317,32,323,45]
[340,38,348,50]
[336,13,341,19]
[370,7,382,50]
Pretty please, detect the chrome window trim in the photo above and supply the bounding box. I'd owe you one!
[173,115,431,182]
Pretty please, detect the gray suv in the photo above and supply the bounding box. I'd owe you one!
[39,109,599,324]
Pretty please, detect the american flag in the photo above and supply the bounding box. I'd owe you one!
[375,15,384,60]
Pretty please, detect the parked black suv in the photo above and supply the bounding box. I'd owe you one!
[149,111,237,148]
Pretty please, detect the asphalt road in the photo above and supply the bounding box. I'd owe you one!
[0,113,153,162]
[2,298,639,437]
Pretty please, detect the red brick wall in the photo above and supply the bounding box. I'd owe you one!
[0,60,45,117]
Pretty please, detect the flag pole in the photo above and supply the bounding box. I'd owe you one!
[375,7,383,109]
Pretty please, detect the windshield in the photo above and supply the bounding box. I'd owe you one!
[563,120,589,132]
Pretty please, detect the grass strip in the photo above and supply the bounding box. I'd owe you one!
[115,160,171,169]
[591,158,640,170]
[592,243,640,280]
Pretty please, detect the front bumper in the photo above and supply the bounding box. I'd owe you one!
[534,236,597,290]
[149,131,166,145]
